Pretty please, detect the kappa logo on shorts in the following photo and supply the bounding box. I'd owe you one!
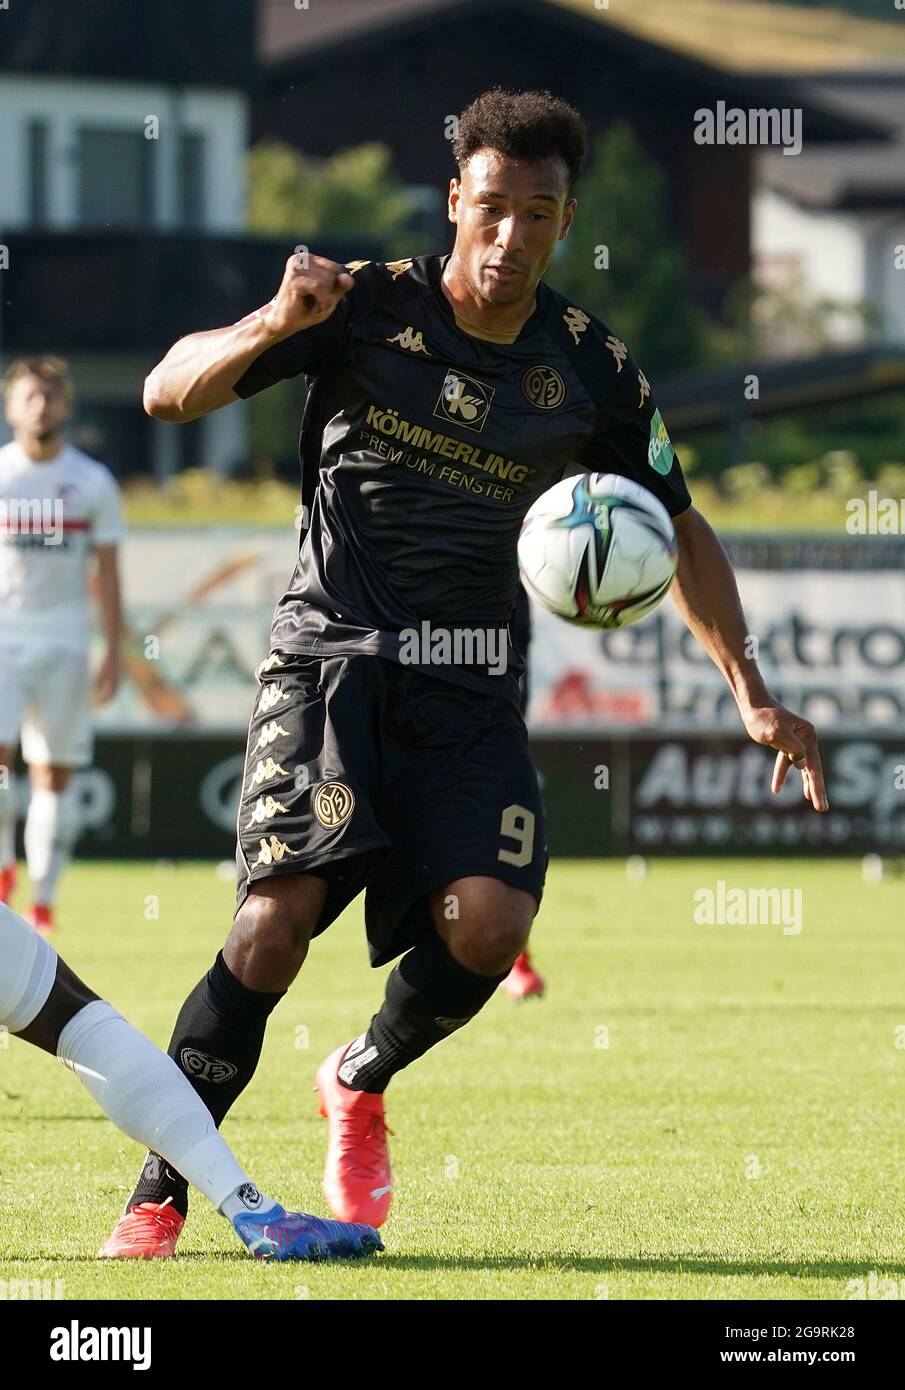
[180,1048,238,1084]
[313,781,355,828]
[255,652,286,680]
[246,794,289,828]
[252,835,299,867]
[248,757,290,788]
[253,720,290,753]
[257,683,289,714]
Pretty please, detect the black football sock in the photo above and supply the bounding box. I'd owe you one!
[338,931,508,1094]
[127,951,285,1218]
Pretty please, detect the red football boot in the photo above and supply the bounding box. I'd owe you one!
[0,865,16,905]
[315,1042,393,1229]
[27,904,54,935]
[503,950,546,1000]
[98,1201,185,1258]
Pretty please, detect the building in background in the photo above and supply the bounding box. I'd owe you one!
[256,0,880,317]
[754,66,905,350]
[1,0,897,481]
[0,0,258,479]
[0,0,379,481]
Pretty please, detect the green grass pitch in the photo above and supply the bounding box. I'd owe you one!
[1,858,903,1301]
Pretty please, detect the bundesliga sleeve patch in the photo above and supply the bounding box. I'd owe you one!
[648,409,675,476]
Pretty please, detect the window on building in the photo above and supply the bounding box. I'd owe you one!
[78,127,153,229]
[180,131,205,229]
[28,119,49,226]
[406,184,445,247]
[71,402,152,480]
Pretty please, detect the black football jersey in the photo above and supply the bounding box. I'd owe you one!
[234,252,691,695]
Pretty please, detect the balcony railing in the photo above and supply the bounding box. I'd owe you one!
[0,231,383,354]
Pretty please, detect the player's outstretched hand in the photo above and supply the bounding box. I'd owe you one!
[263,252,355,341]
[740,702,828,812]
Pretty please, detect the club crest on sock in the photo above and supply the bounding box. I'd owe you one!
[179,1048,238,1084]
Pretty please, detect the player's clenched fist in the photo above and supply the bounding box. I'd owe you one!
[260,253,355,341]
[143,252,356,421]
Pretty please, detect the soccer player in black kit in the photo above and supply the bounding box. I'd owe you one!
[102,89,827,1256]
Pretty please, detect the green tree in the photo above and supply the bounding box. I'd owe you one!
[551,121,708,376]
[245,139,425,471]
[247,138,421,246]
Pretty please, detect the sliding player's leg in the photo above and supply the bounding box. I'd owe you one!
[0,902,382,1261]
[118,872,326,1233]
[104,649,389,1256]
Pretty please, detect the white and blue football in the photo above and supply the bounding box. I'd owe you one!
[518,472,678,629]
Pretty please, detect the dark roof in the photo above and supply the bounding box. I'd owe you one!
[658,346,905,429]
[259,0,889,145]
[759,69,905,209]
[1,0,257,89]
[259,0,453,61]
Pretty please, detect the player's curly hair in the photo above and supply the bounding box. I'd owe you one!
[451,88,588,193]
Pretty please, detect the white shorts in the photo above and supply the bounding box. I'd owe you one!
[0,641,93,768]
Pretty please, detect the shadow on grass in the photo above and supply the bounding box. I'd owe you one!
[4,1253,905,1281]
[1,1253,258,1266]
[367,1255,905,1280]
[8,1115,108,1122]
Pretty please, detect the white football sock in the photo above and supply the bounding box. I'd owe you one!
[218,1186,281,1221]
[0,776,15,870]
[56,1000,253,1211]
[0,902,58,1031]
[25,784,80,906]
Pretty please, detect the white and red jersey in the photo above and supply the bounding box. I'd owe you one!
[0,441,125,650]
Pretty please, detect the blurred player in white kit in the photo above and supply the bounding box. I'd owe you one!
[0,356,123,931]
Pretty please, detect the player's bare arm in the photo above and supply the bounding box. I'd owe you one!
[143,253,355,422]
[671,505,828,813]
[93,542,122,705]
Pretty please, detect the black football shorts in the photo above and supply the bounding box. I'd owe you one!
[235,649,548,965]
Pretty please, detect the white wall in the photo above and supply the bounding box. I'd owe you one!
[0,75,248,232]
[865,211,905,345]
[753,187,866,300]
[753,186,905,346]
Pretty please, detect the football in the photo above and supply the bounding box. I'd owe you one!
[517,471,678,628]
